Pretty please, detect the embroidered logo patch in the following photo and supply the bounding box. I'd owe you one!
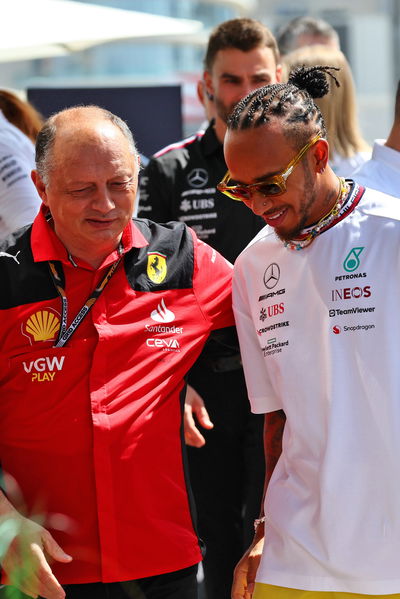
[22,309,60,344]
[147,252,167,284]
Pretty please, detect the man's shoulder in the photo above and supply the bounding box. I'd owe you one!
[235,225,276,266]
[0,225,57,310]
[359,185,400,221]
[133,217,189,238]
[151,131,205,163]
[0,225,32,260]
[126,218,195,291]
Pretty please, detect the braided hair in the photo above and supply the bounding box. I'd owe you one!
[228,65,340,148]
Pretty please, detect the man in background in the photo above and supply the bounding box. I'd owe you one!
[276,15,340,56]
[352,79,400,196]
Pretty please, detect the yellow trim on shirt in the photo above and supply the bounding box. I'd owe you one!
[253,583,400,598]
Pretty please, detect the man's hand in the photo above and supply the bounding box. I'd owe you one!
[0,513,72,599]
[231,530,264,599]
[184,384,213,447]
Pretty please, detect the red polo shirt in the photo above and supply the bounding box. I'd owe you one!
[0,208,234,583]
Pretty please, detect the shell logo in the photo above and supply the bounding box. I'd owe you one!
[22,309,60,343]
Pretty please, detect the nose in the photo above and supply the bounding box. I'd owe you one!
[245,191,274,216]
[91,186,115,213]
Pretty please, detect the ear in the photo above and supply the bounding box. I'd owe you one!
[275,63,283,83]
[31,170,49,206]
[203,70,214,101]
[312,138,329,173]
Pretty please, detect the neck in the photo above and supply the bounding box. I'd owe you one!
[213,117,227,144]
[310,168,343,224]
[56,232,122,269]
[70,249,117,269]
[385,124,400,152]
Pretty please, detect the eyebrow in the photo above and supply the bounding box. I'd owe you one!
[220,69,271,79]
[220,72,241,79]
[253,168,282,182]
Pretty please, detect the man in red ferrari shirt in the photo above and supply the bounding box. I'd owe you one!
[0,105,234,599]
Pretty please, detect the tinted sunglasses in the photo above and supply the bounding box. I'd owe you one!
[217,132,323,201]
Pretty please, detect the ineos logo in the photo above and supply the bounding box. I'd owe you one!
[187,168,208,188]
[263,263,280,289]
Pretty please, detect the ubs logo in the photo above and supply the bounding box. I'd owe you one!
[187,168,208,188]
[263,263,280,289]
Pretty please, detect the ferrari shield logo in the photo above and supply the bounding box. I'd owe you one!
[147,252,167,284]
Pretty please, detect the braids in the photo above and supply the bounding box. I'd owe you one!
[288,65,340,97]
[228,65,340,146]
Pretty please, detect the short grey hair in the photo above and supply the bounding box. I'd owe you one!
[35,105,138,185]
[277,16,339,56]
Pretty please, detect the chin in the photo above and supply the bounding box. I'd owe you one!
[274,227,300,243]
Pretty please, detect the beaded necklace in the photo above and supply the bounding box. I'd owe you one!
[283,177,349,251]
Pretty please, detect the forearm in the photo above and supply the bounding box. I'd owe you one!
[262,409,286,505]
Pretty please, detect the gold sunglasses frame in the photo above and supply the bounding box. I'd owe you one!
[217,132,323,202]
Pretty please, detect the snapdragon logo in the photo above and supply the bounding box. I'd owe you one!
[332,323,375,334]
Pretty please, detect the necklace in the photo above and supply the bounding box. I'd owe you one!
[284,177,349,251]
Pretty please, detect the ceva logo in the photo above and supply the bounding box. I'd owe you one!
[146,338,180,352]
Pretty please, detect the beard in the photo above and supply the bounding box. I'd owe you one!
[274,163,318,243]
[214,96,237,124]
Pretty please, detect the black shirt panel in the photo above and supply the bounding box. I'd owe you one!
[138,123,265,265]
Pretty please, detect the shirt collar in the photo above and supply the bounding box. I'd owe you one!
[371,139,400,171]
[31,204,148,269]
[201,120,224,157]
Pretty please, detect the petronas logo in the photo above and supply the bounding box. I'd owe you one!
[343,247,364,272]
[23,310,60,343]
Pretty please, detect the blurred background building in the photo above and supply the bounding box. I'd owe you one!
[1,0,398,144]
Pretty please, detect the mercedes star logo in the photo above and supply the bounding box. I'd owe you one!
[263,263,280,289]
[187,168,208,188]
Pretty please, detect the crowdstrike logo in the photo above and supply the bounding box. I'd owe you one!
[150,298,175,323]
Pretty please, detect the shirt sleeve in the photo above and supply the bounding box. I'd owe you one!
[0,152,41,239]
[190,228,235,331]
[232,258,282,414]
[137,158,174,222]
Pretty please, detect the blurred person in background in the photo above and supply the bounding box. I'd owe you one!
[283,45,371,176]
[352,79,400,196]
[138,17,282,599]
[196,79,217,129]
[0,90,43,241]
[277,15,340,56]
